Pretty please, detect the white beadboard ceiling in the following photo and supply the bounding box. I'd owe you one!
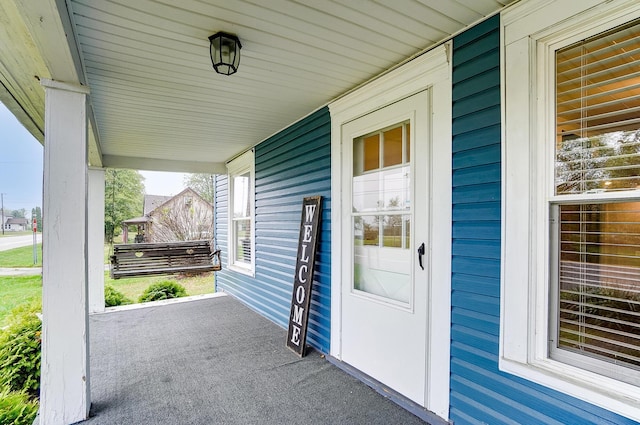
[10,0,518,172]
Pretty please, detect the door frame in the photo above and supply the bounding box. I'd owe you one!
[328,43,452,419]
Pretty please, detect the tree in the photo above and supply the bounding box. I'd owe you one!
[12,208,26,218]
[31,206,42,232]
[183,174,215,204]
[104,169,145,243]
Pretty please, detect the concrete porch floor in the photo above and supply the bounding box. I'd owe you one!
[81,294,429,424]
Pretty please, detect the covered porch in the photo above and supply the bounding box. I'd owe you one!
[0,0,516,423]
[82,295,429,424]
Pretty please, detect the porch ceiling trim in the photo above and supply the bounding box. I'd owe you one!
[102,155,227,174]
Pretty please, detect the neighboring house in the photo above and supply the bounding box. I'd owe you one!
[143,194,171,216]
[5,217,28,231]
[3,1,640,424]
[122,188,213,243]
[120,194,171,242]
[147,188,213,242]
[1,209,12,231]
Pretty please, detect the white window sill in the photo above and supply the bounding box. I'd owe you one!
[227,264,254,277]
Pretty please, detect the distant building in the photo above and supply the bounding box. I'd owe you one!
[5,217,28,231]
[121,188,213,243]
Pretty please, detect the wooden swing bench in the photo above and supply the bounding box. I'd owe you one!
[109,240,221,279]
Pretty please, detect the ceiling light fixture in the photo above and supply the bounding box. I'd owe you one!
[208,32,242,76]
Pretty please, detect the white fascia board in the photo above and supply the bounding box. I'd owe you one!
[14,0,81,83]
[14,0,103,164]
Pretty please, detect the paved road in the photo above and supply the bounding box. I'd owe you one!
[0,233,42,251]
[0,267,41,276]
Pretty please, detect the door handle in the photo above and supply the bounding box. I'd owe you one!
[417,242,425,270]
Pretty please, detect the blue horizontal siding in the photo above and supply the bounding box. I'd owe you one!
[453,124,501,153]
[452,239,500,259]
[452,143,501,170]
[452,274,500,298]
[453,163,500,187]
[450,14,636,425]
[453,202,500,222]
[215,107,331,353]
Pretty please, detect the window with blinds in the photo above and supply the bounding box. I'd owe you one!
[227,149,255,275]
[552,18,640,380]
[232,173,252,265]
[555,18,640,194]
[556,203,640,372]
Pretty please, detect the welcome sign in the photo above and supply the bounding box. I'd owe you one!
[286,196,323,356]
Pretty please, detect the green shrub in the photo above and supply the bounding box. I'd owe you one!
[0,301,41,398]
[138,280,187,303]
[0,389,38,425]
[104,285,132,307]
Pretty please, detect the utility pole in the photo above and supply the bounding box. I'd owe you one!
[1,193,5,236]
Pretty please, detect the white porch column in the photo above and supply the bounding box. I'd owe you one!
[40,79,91,425]
[88,168,105,313]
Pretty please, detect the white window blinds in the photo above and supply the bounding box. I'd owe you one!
[557,203,640,371]
[553,18,640,380]
[555,18,640,195]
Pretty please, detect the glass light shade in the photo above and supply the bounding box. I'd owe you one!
[209,32,242,75]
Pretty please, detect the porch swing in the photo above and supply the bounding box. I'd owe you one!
[109,239,221,279]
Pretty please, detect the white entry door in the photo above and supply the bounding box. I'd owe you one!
[341,91,430,405]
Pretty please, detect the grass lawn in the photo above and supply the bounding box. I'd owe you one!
[0,231,35,238]
[0,272,214,325]
[106,272,215,302]
[0,275,42,327]
[0,244,42,267]
[0,243,214,323]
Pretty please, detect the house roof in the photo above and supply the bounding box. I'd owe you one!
[0,0,516,173]
[143,195,172,215]
[147,188,212,217]
[121,216,150,225]
[131,188,211,224]
[6,217,29,225]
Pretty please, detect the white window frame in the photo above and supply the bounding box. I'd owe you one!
[227,149,255,276]
[501,0,640,421]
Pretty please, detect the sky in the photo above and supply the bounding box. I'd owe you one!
[0,103,43,214]
[0,102,187,214]
[139,170,186,196]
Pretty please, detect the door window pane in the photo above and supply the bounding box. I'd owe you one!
[352,121,412,304]
[354,215,379,246]
[353,172,382,212]
[354,215,411,303]
[383,214,408,248]
[383,126,403,167]
[363,134,380,172]
[353,167,410,213]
